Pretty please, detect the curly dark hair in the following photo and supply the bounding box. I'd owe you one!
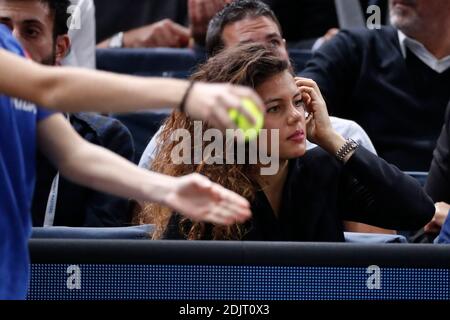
[135,43,293,240]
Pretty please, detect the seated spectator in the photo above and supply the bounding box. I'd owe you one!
[139,0,384,234]
[141,0,377,170]
[0,0,135,227]
[135,44,434,241]
[95,0,384,50]
[96,0,230,48]
[301,0,450,171]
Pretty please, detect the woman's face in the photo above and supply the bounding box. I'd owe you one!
[256,70,307,161]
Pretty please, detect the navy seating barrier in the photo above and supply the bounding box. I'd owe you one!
[96,48,206,78]
[27,239,450,300]
[31,225,407,243]
[96,48,313,78]
[31,225,154,240]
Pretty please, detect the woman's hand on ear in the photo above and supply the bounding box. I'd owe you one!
[295,77,347,156]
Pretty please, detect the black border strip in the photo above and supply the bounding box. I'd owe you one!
[29,240,450,268]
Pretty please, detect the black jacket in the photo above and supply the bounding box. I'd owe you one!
[32,113,135,227]
[302,27,450,171]
[164,147,434,241]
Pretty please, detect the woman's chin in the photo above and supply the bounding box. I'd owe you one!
[282,146,307,159]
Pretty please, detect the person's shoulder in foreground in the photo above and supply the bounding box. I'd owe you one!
[437,214,450,243]
[0,23,53,300]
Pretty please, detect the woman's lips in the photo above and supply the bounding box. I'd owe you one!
[288,130,305,143]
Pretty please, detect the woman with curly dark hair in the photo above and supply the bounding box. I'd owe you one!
[135,43,434,241]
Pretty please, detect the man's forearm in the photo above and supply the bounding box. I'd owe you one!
[0,49,189,113]
[58,141,175,205]
[38,68,190,112]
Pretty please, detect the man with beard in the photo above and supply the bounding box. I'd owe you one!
[302,0,450,172]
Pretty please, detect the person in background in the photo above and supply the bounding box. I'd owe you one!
[134,44,433,241]
[301,0,450,171]
[139,0,388,235]
[262,0,389,48]
[421,102,450,242]
[96,0,230,49]
[141,0,377,169]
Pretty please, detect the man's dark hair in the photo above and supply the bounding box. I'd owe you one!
[205,0,282,57]
[39,0,71,40]
[192,43,291,88]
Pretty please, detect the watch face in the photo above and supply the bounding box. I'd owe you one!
[109,32,123,48]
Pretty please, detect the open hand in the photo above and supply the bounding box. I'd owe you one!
[165,173,251,225]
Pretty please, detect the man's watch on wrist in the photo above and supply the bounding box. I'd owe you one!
[109,32,124,48]
[336,138,359,162]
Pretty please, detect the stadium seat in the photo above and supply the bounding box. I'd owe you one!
[96,48,206,78]
[111,111,170,164]
[96,48,313,79]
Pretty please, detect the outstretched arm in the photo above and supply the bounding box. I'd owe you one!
[0,49,263,130]
[38,114,251,226]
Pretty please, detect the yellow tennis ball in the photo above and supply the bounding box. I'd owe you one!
[228,98,264,141]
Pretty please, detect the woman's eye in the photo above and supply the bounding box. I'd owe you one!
[267,106,280,113]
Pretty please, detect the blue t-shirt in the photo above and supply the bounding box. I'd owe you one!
[0,24,53,299]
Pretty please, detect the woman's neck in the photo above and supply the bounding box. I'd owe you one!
[259,159,289,217]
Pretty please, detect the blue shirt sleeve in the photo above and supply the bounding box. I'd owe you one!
[1,24,57,121]
[437,210,450,244]
[0,24,25,56]
[37,107,55,122]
